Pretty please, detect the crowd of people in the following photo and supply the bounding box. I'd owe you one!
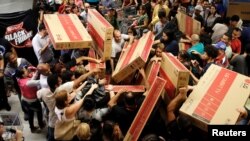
[0,0,250,140]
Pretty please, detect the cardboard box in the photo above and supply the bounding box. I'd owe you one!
[124,77,166,141]
[179,43,191,51]
[180,64,250,131]
[88,48,106,77]
[87,9,114,60]
[112,31,154,83]
[159,53,190,100]
[145,61,161,85]
[43,14,92,50]
[227,2,250,21]
[176,12,201,36]
[105,85,145,93]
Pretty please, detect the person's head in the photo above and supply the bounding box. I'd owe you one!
[5,52,17,67]
[194,5,203,16]
[221,33,231,45]
[47,74,62,92]
[38,23,48,37]
[230,15,240,27]
[102,120,115,140]
[191,34,200,45]
[37,63,51,76]
[162,30,175,42]
[123,92,137,111]
[113,30,121,43]
[61,70,75,83]
[127,27,137,36]
[209,4,217,15]
[202,45,218,61]
[76,123,91,140]
[84,3,90,12]
[83,95,96,111]
[155,43,164,57]
[107,7,116,16]
[178,50,190,63]
[55,90,70,109]
[71,4,79,13]
[213,41,226,54]
[232,27,241,40]
[158,8,167,23]
[15,67,29,79]
[139,5,146,15]
[68,0,75,5]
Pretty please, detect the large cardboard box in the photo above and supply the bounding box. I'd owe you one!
[180,64,250,131]
[87,9,114,60]
[159,53,190,100]
[145,61,161,85]
[176,12,201,36]
[43,14,92,50]
[88,48,106,78]
[227,2,250,21]
[124,77,166,141]
[105,85,145,93]
[112,31,154,83]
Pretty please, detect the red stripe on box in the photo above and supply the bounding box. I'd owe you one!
[147,62,160,85]
[57,15,82,41]
[120,40,139,70]
[88,49,97,69]
[127,77,166,141]
[193,69,237,122]
[88,23,104,50]
[166,53,188,71]
[141,33,154,61]
[185,16,193,36]
[159,67,176,99]
[91,9,111,27]
[105,85,145,92]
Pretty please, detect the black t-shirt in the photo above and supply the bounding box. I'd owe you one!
[0,38,12,54]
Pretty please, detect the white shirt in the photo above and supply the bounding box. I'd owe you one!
[211,23,228,44]
[32,33,54,63]
[111,34,129,58]
[40,74,49,89]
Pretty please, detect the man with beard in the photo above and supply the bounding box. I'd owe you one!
[4,52,32,112]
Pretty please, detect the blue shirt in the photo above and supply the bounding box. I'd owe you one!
[187,42,204,59]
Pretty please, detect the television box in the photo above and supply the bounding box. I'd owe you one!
[144,61,161,85]
[124,77,166,141]
[88,48,106,77]
[112,31,154,83]
[159,53,190,101]
[176,12,201,36]
[180,64,250,131]
[105,85,145,93]
[43,14,92,50]
[87,9,114,60]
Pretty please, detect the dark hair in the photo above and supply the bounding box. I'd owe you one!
[142,134,163,141]
[233,27,242,33]
[4,52,14,61]
[224,33,232,41]
[124,92,136,107]
[15,68,25,78]
[245,44,250,75]
[83,95,96,111]
[230,15,240,22]
[178,50,190,62]
[158,8,166,19]
[59,53,71,64]
[38,23,46,31]
[205,45,219,59]
[61,70,74,83]
[102,120,115,140]
[162,30,175,42]
[47,74,59,92]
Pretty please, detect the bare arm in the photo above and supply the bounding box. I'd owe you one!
[39,39,51,55]
[76,56,101,64]
[108,89,125,108]
[65,84,98,119]
[68,81,88,102]
[73,68,100,89]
